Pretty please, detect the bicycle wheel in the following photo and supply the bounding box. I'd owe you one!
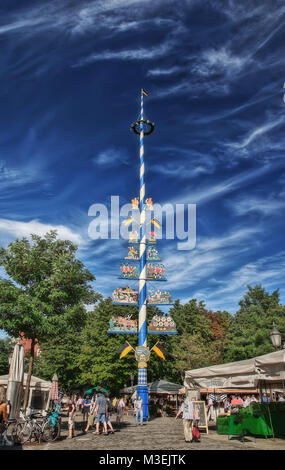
[15,422,32,444]
[31,422,42,443]
[5,421,16,444]
[41,420,53,442]
[50,421,60,441]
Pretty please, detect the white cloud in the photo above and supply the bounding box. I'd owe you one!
[0,219,85,246]
[192,47,249,78]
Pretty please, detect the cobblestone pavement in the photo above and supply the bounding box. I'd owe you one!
[13,412,285,451]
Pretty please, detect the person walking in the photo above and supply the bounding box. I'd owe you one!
[82,396,91,422]
[84,400,97,433]
[106,397,115,434]
[223,396,230,414]
[207,396,215,422]
[76,396,83,412]
[62,398,76,439]
[116,398,125,427]
[134,396,143,426]
[175,396,196,443]
[93,391,108,435]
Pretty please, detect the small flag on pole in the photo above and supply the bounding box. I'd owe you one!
[142,89,149,96]
[123,216,135,226]
[152,342,166,360]
[151,218,161,229]
[117,343,134,359]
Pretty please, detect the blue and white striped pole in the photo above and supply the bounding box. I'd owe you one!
[137,90,148,420]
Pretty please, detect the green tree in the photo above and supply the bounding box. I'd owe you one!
[0,337,13,375]
[32,311,94,392]
[0,231,98,408]
[223,285,285,362]
[163,300,232,382]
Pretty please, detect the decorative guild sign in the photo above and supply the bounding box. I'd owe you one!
[125,246,139,260]
[147,263,166,280]
[147,246,160,260]
[148,315,177,334]
[135,346,150,365]
[147,289,172,304]
[108,315,138,334]
[112,287,138,304]
[120,263,166,280]
[120,263,139,279]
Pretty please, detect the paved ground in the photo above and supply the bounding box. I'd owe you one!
[8,412,285,451]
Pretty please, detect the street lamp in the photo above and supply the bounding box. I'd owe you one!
[270,323,282,349]
[130,373,134,388]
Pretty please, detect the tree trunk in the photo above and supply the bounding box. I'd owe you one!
[23,338,35,411]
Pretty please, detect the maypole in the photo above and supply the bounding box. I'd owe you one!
[108,89,177,423]
[138,89,148,419]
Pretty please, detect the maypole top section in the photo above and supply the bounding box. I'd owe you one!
[130,119,154,135]
[130,89,155,136]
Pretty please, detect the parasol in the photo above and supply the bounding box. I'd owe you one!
[6,343,24,419]
[50,373,58,401]
[84,385,109,395]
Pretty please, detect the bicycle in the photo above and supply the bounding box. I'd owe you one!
[13,411,45,443]
[13,407,60,444]
[0,420,15,446]
[41,408,61,442]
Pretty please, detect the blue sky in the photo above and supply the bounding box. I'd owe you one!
[1,0,285,338]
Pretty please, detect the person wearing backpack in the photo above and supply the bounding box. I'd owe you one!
[175,395,196,443]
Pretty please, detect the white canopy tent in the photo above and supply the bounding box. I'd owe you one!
[184,349,285,391]
[0,373,52,413]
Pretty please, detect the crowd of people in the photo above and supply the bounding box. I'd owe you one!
[58,391,145,439]
[206,392,285,422]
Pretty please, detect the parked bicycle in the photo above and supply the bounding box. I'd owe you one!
[11,405,62,444]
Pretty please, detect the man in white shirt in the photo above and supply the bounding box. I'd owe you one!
[134,396,143,426]
[175,396,196,443]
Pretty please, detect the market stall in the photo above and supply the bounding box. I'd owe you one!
[184,349,285,437]
[120,380,184,417]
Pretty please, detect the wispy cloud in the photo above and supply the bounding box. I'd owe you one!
[228,191,285,217]
[147,66,183,77]
[228,117,284,150]
[167,163,275,207]
[92,148,129,167]
[74,40,177,66]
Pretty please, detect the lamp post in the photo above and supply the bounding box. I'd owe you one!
[130,373,134,389]
[270,323,282,349]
